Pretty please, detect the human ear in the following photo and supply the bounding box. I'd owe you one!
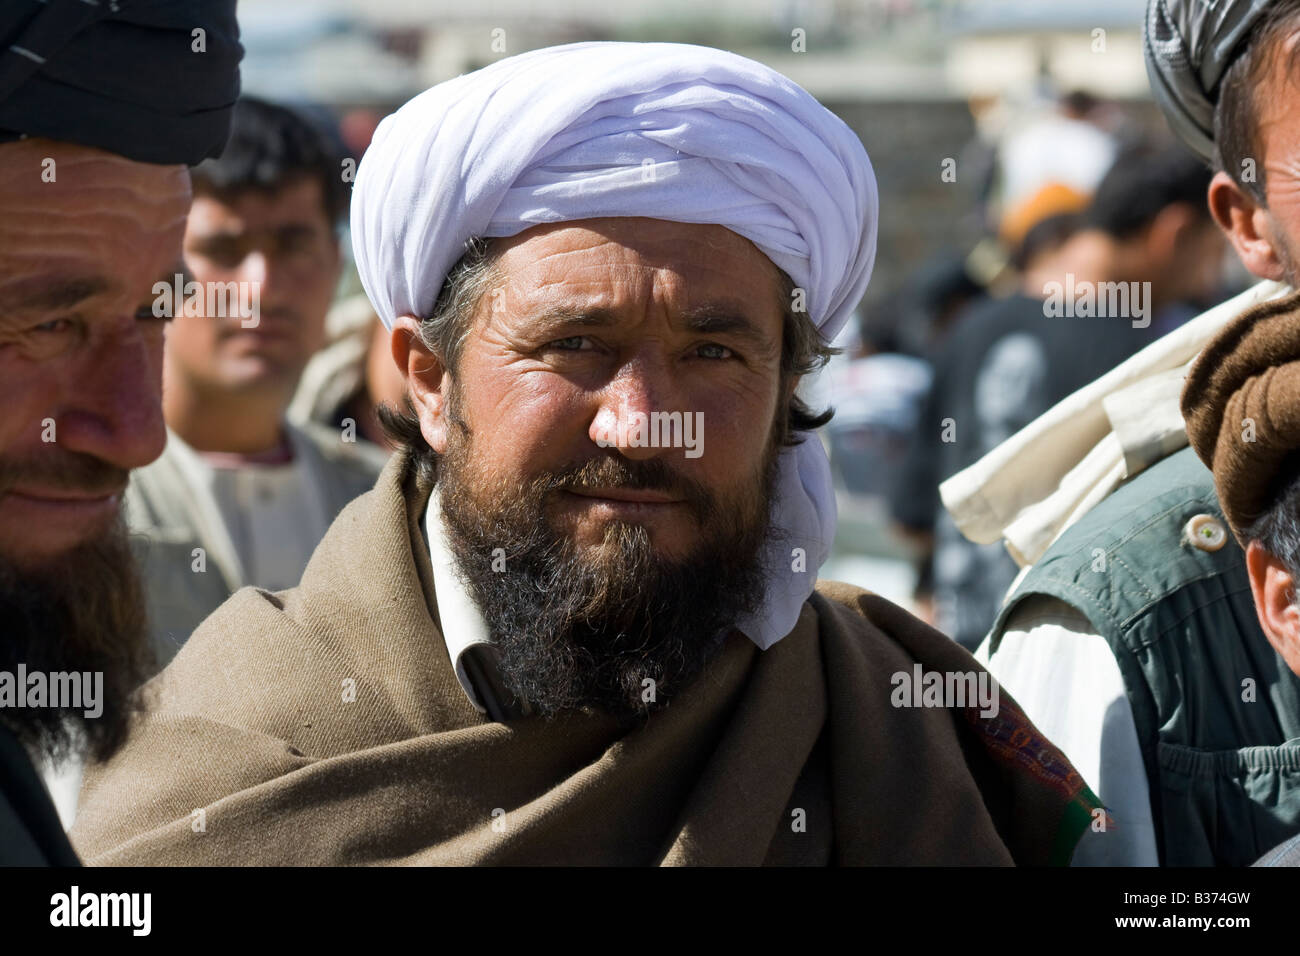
[391,315,451,454]
[1246,539,1300,676]
[1208,171,1289,281]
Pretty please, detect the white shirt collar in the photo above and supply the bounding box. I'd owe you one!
[423,482,494,714]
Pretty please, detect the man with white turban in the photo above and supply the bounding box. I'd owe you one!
[72,42,1098,866]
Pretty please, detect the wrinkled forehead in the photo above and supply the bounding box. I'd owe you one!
[1254,32,1300,152]
[0,137,191,202]
[0,138,191,279]
[490,217,786,311]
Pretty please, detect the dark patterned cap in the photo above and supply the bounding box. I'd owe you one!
[0,0,242,165]
[1144,0,1273,162]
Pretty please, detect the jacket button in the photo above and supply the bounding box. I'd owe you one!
[1184,514,1227,551]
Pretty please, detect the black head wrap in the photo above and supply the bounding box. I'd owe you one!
[0,0,242,165]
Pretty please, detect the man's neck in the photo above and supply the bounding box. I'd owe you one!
[165,382,291,455]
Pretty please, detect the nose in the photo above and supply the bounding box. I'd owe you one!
[236,248,297,324]
[55,321,166,472]
[237,249,269,286]
[589,355,682,461]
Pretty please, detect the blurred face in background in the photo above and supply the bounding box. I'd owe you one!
[1154,211,1228,308]
[167,176,340,407]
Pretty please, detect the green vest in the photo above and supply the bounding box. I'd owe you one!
[990,446,1300,865]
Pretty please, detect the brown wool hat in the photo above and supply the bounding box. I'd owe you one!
[1182,289,1300,542]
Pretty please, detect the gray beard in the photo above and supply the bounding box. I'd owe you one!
[435,427,782,721]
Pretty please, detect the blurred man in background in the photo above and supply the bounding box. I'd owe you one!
[892,144,1223,649]
[0,1,240,863]
[954,0,1300,866]
[127,97,386,672]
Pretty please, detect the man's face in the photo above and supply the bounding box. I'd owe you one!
[168,176,338,401]
[418,218,793,716]
[0,139,188,567]
[1253,34,1300,284]
[0,138,188,759]
[436,218,787,560]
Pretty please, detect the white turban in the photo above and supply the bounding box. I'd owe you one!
[353,41,879,650]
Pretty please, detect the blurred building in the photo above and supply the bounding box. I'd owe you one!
[238,0,1161,315]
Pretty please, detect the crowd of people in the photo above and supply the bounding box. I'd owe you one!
[4,0,1300,871]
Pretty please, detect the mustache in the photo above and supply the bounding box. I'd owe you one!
[544,455,716,519]
[0,452,130,497]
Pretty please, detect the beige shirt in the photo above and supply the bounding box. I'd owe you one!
[126,422,386,671]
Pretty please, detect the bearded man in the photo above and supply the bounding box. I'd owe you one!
[0,0,241,864]
[72,42,1099,866]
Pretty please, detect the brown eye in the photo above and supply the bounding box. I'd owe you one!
[21,317,79,360]
[136,305,170,322]
[30,318,75,336]
[193,238,245,269]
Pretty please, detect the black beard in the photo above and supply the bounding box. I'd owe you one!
[0,516,153,765]
[436,410,782,721]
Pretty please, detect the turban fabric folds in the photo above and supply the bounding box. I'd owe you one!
[1183,289,1300,540]
[0,0,242,165]
[352,41,879,650]
[1143,0,1273,163]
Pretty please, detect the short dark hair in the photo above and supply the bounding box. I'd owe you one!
[1084,144,1213,240]
[1214,0,1300,206]
[1012,211,1082,272]
[191,96,349,226]
[379,238,837,487]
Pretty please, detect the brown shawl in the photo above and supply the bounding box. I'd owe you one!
[71,451,1099,865]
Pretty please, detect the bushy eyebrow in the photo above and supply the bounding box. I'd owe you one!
[527,302,777,350]
[678,306,775,348]
[0,262,188,318]
[0,275,112,314]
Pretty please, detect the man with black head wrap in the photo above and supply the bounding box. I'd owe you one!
[0,0,241,865]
